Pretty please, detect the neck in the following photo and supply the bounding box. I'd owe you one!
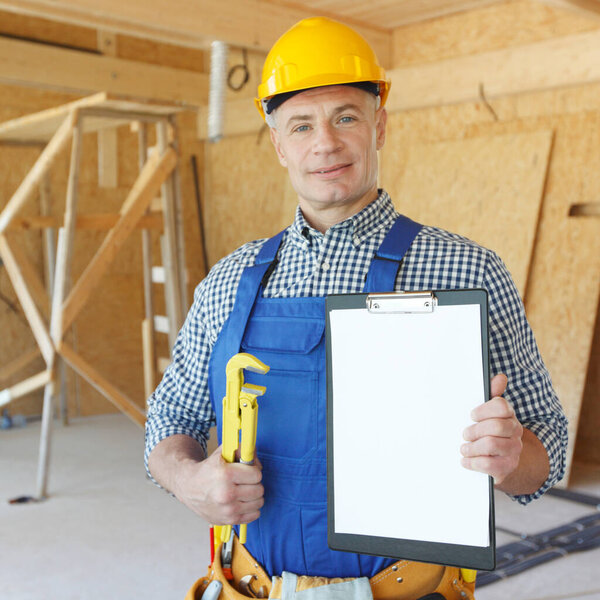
[299,188,379,233]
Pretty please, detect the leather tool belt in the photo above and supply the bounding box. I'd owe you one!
[184,536,476,600]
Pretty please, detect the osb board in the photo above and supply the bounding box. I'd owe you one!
[574,305,600,465]
[392,0,599,67]
[203,128,295,266]
[392,131,552,297]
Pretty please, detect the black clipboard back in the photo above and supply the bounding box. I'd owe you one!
[326,289,495,571]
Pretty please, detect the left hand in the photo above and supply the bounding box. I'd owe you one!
[460,374,524,485]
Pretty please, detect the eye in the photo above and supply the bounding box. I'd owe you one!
[292,124,311,133]
[339,115,356,124]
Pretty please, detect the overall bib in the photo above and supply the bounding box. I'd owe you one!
[208,216,422,579]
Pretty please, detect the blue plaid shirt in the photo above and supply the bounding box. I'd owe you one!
[145,190,567,505]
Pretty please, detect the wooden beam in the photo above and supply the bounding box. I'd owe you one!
[0,36,208,106]
[1,235,51,320]
[97,30,119,189]
[7,212,164,231]
[0,113,74,233]
[0,0,391,67]
[61,147,177,332]
[198,28,600,139]
[0,235,54,364]
[0,370,52,407]
[58,341,146,427]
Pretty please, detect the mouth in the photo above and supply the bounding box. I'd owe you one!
[311,163,351,177]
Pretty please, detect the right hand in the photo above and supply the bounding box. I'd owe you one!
[173,445,264,525]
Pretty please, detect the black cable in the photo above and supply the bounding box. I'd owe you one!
[227,48,250,92]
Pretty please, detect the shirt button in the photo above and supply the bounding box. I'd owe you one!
[321,261,330,271]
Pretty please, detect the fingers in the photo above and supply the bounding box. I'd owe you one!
[470,395,515,422]
[461,377,524,483]
[490,373,508,399]
[463,412,523,441]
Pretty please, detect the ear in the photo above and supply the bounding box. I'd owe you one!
[375,108,387,151]
[269,127,288,168]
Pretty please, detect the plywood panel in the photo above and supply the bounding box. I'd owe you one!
[203,128,292,266]
[393,131,552,297]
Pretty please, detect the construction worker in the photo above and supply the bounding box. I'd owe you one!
[145,17,568,599]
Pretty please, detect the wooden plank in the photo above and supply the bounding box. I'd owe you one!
[0,0,392,67]
[569,202,600,216]
[7,212,164,231]
[0,370,52,407]
[167,115,188,310]
[58,341,146,427]
[0,113,74,233]
[142,318,156,400]
[61,147,177,333]
[2,234,51,320]
[156,122,184,331]
[0,37,208,112]
[197,28,600,140]
[49,120,83,344]
[0,235,54,364]
[0,347,41,382]
[0,92,188,144]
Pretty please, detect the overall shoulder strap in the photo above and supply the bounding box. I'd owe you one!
[363,215,422,292]
[219,229,286,358]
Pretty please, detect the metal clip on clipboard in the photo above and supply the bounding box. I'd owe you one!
[366,291,437,314]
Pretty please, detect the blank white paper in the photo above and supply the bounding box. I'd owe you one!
[330,304,490,548]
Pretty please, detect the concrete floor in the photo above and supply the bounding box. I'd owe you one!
[1,414,599,600]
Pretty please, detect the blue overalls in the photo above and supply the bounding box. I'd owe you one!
[208,215,422,579]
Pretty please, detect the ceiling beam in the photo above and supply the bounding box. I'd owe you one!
[0,0,392,67]
[0,36,207,106]
[197,28,600,140]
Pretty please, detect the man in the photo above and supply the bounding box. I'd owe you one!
[145,16,567,599]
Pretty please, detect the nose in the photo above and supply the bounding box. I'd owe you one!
[312,122,342,154]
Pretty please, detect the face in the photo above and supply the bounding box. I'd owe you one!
[269,85,387,230]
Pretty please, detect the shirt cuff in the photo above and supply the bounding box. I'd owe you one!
[507,421,567,505]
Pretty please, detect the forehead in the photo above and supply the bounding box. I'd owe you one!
[276,85,375,117]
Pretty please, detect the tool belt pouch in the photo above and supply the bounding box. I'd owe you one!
[185,537,475,600]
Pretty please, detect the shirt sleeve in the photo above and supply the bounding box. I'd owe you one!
[483,251,568,505]
[144,277,217,484]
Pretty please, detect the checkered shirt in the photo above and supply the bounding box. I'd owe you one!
[145,190,567,505]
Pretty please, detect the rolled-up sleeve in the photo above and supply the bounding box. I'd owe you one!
[484,251,568,504]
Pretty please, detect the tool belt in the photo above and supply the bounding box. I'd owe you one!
[184,536,475,600]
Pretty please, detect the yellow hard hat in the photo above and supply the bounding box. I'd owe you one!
[255,16,390,120]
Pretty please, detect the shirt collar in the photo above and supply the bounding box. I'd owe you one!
[289,189,397,249]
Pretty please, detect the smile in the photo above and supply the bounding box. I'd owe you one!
[312,164,351,176]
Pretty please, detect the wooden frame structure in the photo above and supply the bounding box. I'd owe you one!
[0,93,188,499]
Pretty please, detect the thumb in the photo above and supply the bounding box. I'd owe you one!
[491,373,508,398]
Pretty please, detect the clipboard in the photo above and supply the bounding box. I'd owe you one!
[326,289,495,571]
